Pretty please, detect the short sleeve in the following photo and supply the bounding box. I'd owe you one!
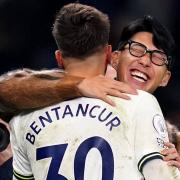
[10,115,34,180]
[133,92,168,174]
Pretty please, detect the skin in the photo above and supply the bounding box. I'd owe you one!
[79,32,171,107]
[111,32,171,93]
[161,142,180,169]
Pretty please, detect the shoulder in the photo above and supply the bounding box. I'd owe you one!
[130,90,159,106]
[108,90,158,106]
[136,90,160,109]
[136,90,156,99]
[108,90,161,116]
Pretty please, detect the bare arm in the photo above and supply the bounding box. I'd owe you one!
[0,69,137,121]
[0,69,83,119]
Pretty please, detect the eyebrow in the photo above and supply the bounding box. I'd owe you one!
[130,40,165,53]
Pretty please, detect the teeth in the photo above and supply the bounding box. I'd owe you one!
[131,70,148,81]
[133,76,145,82]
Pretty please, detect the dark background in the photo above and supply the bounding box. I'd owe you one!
[0,0,179,127]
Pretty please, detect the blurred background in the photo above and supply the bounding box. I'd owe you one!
[0,0,179,127]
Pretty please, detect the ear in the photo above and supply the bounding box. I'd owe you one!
[159,70,171,87]
[55,50,64,68]
[105,45,112,64]
[111,51,120,70]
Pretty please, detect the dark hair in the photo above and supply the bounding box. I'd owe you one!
[52,3,110,59]
[117,15,175,70]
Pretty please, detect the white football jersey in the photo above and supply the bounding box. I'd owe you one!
[10,90,175,180]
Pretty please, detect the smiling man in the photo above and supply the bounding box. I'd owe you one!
[111,15,172,94]
[112,32,171,93]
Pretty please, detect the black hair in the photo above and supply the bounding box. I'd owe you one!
[117,15,175,70]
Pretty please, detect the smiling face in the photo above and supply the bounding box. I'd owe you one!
[112,32,171,93]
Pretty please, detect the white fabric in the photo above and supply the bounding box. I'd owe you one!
[143,159,180,180]
[10,90,180,180]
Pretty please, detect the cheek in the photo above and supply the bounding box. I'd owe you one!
[117,53,133,80]
[117,61,128,81]
[153,69,166,85]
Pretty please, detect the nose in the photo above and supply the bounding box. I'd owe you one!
[138,53,151,67]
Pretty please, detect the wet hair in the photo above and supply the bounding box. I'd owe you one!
[52,3,110,59]
[117,15,175,70]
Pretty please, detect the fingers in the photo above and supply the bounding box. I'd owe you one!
[77,75,138,106]
[111,81,137,95]
[97,75,137,95]
[101,96,116,107]
[161,142,180,169]
[167,160,180,169]
[161,142,177,158]
[163,152,179,161]
[161,147,177,156]
[99,77,137,96]
[164,142,175,148]
[106,89,131,100]
[100,93,132,107]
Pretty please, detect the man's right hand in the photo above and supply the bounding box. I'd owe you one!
[77,75,138,106]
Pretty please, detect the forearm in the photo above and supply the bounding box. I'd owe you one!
[143,159,180,180]
[22,74,84,109]
[0,69,83,114]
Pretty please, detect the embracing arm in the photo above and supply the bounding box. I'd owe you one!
[0,69,83,119]
[0,69,137,121]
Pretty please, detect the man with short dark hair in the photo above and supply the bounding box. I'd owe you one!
[10,3,122,180]
[111,15,173,93]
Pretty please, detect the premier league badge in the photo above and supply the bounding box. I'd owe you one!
[153,114,168,138]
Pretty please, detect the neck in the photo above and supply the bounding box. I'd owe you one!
[63,53,107,78]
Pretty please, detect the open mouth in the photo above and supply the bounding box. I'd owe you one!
[130,70,149,82]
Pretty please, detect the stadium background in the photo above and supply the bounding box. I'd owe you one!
[0,0,179,127]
